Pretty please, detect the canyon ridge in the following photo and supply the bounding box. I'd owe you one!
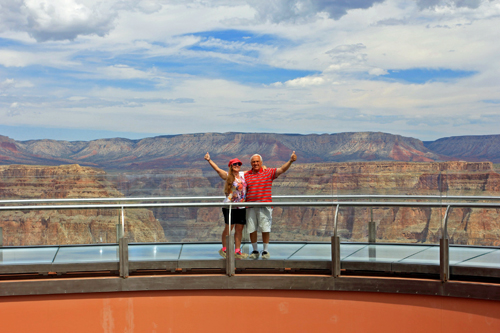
[2,132,500,171]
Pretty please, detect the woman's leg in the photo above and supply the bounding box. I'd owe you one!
[234,224,244,250]
[221,224,235,248]
[221,224,229,248]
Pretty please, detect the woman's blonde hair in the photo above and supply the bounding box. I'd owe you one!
[224,166,235,196]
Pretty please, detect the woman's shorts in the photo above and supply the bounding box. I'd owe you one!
[222,208,247,225]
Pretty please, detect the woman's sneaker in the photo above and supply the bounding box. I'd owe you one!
[235,251,248,259]
[218,248,226,258]
[249,250,260,259]
[261,251,270,259]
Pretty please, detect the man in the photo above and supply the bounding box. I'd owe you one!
[245,151,297,259]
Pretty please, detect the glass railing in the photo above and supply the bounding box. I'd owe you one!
[2,198,500,282]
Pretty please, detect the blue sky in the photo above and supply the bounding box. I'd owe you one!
[1,0,499,142]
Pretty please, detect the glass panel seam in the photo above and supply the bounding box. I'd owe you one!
[286,243,307,260]
[452,249,497,265]
[342,245,367,260]
[396,246,433,263]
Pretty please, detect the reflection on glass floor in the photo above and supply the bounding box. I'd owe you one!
[0,247,58,265]
[1,243,499,270]
[54,246,119,263]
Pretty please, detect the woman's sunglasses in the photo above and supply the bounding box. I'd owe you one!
[232,163,242,167]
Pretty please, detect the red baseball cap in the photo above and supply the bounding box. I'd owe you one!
[228,158,243,167]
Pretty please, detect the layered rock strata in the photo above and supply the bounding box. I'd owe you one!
[0,164,166,246]
[1,162,498,247]
[112,161,500,246]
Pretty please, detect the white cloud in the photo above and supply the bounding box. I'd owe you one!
[0,79,16,90]
[247,0,386,22]
[0,0,118,41]
[369,68,388,76]
[99,65,154,80]
[0,49,77,67]
[416,0,483,10]
[0,78,34,90]
[284,76,326,87]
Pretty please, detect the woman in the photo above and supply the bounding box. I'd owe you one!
[204,152,248,259]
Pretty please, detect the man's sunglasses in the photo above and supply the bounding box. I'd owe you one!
[232,163,242,166]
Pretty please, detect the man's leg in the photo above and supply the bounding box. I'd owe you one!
[247,208,260,259]
[260,207,272,259]
[262,232,270,244]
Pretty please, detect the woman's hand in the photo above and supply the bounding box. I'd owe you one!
[204,152,210,161]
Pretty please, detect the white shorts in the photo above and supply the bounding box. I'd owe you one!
[246,207,273,233]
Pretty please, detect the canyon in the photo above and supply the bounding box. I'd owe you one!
[114,161,500,246]
[1,161,499,247]
[0,164,166,246]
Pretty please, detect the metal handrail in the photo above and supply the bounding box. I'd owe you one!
[1,194,500,205]
[1,200,499,211]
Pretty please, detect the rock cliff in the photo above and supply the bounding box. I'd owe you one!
[112,161,500,246]
[0,164,166,246]
[1,161,499,247]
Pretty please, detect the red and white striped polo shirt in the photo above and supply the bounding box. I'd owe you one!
[245,168,277,202]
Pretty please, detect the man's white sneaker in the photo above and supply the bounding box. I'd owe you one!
[249,250,260,259]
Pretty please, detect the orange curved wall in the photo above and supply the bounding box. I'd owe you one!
[1,290,500,333]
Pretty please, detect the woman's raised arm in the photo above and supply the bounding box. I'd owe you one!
[204,152,227,180]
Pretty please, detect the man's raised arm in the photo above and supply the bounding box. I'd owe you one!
[276,151,297,177]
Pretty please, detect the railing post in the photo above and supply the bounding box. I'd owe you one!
[368,199,376,259]
[331,235,340,277]
[0,227,3,262]
[440,205,451,282]
[332,204,341,278]
[368,208,376,243]
[116,224,123,241]
[121,206,125,236]
[119,236,129,278]
[226,235,235,276]
[226,205,235,276]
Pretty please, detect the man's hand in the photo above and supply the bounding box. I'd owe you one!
[276,150,297,177]
[204,152,210,161]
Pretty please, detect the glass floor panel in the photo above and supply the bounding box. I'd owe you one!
[289,244,366,261]
[53,246,119,263]
[129,244,182,261]
[454,249,500,268]
[344,245,432,263]
[243,243,305,260]
[179,244,225,260]
[0,244,498,269]
[398,246,497,265]
[0,247,58,265]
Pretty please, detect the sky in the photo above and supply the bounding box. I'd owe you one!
[0,0,499,142]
